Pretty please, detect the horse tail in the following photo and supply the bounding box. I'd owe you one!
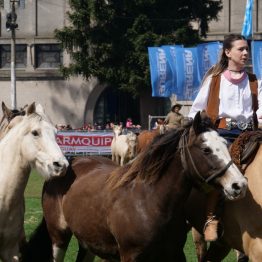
[21,217,53,262]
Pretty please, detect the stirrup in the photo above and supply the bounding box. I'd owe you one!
[203,216,224,241]
[204,215,219,242]
[203,215,217,231]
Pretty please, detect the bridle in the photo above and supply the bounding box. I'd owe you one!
[179,128,233,193]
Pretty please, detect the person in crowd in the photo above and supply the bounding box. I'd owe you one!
[82,122,94,131]
[105,121,112,130]
[126,118,134,129]
[164,104,184,129]
[188,34,262,242]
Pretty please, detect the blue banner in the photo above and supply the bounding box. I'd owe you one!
[148,43,222,99]
[251,41,262,79]
[197,42,222,79]
[148,47,174,97]
[242,0,253,39]
[161,45,183,95]
[175,47,201,101]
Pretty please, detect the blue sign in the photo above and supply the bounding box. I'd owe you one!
[197,42,222,79]
[148,43,222,100]
[252,41,262,78]
[175,47,201,100]
[161,45,183,95]
[148,47,174,97]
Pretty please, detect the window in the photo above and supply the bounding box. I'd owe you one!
[35,44,63,68]
[94,87,140,126]
[0,44,27,68]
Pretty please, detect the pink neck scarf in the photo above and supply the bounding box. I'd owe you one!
[223,69,247,84]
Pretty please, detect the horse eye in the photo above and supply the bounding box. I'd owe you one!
[32,130,39,136]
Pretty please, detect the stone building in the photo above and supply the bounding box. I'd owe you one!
[0,0,261,128]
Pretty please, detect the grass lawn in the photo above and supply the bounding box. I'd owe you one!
[24,170,237,262]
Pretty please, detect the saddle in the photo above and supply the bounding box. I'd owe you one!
[230,131,262,172]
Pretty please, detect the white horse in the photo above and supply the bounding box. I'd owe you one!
[111,125,137,166]
[111,124,122,163]
[0,102,69,262]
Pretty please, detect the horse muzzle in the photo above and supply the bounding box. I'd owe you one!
[47,158,69,177]
[223,177,248,201]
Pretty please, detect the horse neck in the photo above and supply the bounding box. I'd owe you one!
[0,129,31,203]
[151,156,192,209]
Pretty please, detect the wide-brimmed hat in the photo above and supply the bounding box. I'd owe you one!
[171,104,183,110]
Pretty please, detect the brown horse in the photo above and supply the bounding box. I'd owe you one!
[136,123,167,153]
[0,102,27,139]
[22,112,248,262]
[185,131,262,262]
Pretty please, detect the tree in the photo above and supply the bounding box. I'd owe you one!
[55,0,222,96]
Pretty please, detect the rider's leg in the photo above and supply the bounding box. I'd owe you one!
[204,190,221,242]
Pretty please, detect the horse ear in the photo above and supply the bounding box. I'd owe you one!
[193,110,214,135]
[26,102,36,115]
[36,104,45,115]
[2,102,12,119]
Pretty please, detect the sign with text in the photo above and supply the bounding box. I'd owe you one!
[56,131,114,155]
[148,47,174,97]
[252,41,262,79]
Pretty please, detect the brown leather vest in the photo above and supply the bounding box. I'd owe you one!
[206,73,258,130]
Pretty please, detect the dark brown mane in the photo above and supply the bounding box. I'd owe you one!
[107,127,186,189]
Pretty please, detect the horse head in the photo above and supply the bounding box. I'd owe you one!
[113,125,123,137]
[2,102,69,179]
[183,111,247,200]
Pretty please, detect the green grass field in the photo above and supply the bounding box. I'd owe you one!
[24,171,237,262]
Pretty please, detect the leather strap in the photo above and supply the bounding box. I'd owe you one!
[206,73,258,129]
[248,73,258,130]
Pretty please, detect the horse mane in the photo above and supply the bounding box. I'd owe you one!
[107,127,186,190]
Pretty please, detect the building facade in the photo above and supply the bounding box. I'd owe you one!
[0,0,261,128]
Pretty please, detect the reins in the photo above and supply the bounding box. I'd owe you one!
[179,128,233,193]
[205,160,233,183]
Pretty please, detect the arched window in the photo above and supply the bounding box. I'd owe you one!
[94,87,140,128]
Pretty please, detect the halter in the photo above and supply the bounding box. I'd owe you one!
[179,129,233,193]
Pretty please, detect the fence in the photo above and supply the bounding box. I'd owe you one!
[148,115,166,130]
[57,130,114,156]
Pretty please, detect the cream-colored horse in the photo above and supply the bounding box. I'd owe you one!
[0,102,69,262]
[111,124,123,163]
[111,125,137,166]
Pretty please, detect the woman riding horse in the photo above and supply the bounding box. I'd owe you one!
[189,34,262,242]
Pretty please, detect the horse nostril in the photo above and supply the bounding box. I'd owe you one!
[53,161,65,169]
[232,183,241,191]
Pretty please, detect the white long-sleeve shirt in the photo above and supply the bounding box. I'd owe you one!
[188,74,262,123]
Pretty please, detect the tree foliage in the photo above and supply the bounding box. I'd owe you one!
[55,0,222,95]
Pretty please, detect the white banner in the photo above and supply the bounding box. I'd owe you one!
[56,131,114,155]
